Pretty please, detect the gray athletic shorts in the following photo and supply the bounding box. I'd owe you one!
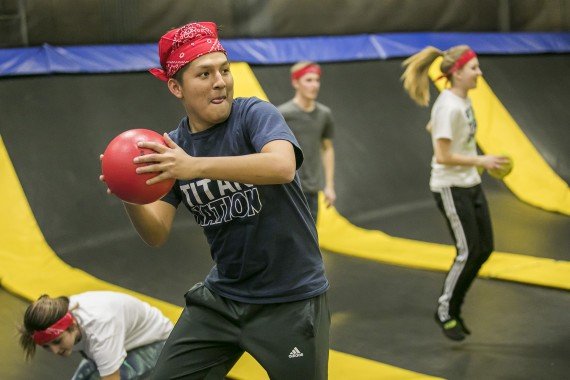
[152,282,330,380]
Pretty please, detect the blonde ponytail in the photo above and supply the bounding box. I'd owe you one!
[401,46,443,107]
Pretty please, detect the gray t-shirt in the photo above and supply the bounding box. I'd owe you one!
[278,100,335,193]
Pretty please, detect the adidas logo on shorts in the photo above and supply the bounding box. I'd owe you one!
[288,347,304,358]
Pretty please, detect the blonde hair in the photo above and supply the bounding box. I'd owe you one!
[18,294,70,360]
[401,45,471,106]
[290,61,320,75]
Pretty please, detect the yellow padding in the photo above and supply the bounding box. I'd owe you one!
[0,135,181,320]
[317,195,570,291]
[231,62,269,100]
[428,58,570,215]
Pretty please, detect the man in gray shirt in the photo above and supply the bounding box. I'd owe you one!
[278,61,336,222]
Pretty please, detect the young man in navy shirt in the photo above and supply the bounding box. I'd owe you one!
[100,22,329,379]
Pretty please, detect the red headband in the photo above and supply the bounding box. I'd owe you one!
[291,64,322,81]
[436,49,477,81]
[32,312,74,345]
[149,22,227,82]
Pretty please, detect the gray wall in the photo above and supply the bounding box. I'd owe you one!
[1,0,569,47]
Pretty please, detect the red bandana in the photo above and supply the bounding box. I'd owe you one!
[436,49,477,81]
[291,64,322,80]
[32,312,74,345]
[149,22,226,82]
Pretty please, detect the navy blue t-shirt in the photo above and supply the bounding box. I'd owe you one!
[162,97,329,303]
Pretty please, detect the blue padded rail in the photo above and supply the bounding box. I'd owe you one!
[1,32,568,76]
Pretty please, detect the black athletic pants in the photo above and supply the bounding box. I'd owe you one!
[152,283,330,380]
[432,185,494,322]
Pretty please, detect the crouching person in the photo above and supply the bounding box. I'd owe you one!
[19,291,173,379]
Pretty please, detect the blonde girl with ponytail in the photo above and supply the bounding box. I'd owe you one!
[402,46,508,341]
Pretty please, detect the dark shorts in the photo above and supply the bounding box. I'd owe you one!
[152,283,330,380]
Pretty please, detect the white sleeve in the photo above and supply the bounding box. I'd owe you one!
[431,105,461,141]
[89,320,128,377]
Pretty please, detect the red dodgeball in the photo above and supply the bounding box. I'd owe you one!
[102,129,175,204]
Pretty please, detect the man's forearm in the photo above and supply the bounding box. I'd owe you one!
[192,152,295,185]
[322,147,335,188]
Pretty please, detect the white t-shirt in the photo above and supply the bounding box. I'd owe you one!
[429,89,481,191]
[70,291,173,377]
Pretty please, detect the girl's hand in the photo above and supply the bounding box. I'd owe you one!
[479,155,510,170]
